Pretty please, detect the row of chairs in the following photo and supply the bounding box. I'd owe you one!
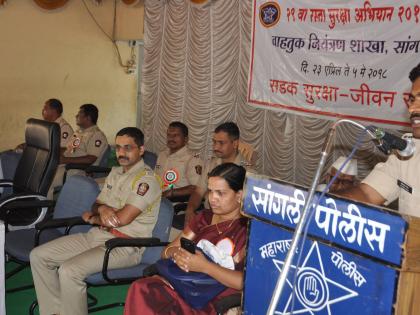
[2,119,238,314]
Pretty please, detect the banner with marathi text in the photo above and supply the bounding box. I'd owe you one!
[248,0,420,127]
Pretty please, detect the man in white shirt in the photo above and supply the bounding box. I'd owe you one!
[339,63,420,218]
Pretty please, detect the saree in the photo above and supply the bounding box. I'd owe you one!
[124,209,248,315]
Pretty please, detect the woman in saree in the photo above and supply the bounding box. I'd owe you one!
[124,162,248,314]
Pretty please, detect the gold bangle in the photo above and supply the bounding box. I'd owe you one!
[164,245,177,259]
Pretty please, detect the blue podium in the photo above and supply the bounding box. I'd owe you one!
[242,173,420,315]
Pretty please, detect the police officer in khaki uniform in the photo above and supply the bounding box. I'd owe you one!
[339,63,420,218]
[61,104,108,165]
[185,122,252,226]
[41,99,74,148]
[30,127,162,315]
[155,122,202,200]
[49,104,108,197]
[13,98,74,151]
[0,98,73,189]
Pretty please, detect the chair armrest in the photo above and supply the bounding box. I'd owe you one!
[65,163,90,171]
[167,194,190,203]
[35,216,86,231]
[142,263,159,277]
[0,194,51,229]
[2,199,55,211]
[105,237,169,249]
[214,293,242,315]
[0,179,13,187]
[34,216,92,246]
[101,237,170,284]
[85,165,111,174]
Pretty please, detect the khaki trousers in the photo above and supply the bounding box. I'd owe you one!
[30,228,141,315]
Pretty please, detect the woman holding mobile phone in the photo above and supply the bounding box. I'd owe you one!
[124,163,248,314]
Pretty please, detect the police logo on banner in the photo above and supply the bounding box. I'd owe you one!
[259,1,281,28]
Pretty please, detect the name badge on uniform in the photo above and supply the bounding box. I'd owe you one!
[398,179,412,194]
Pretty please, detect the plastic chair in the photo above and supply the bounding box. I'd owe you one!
[0,118,60,231]
[5,175,100,293]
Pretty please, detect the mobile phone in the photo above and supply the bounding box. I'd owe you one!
[180,237,196,254]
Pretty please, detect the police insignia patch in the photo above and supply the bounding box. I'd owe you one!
[62,132,68,139]
[73,138,81,148]
[95,140,102,147]
[195,165,202,175]
[259,2,281,28]
[137,183,149,196]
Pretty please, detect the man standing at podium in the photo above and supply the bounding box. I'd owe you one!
[339,63,420,218]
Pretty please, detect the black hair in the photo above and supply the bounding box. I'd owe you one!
[208,163,246,192]
[116,127,144,146]
[409,63,420,83]
[169,121,188,137]
[46,98,63,115]
[80,104,99,124]
[214,122,240,141]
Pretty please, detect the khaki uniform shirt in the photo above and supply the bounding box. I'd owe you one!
[197,151,252,192]
[55,116,74,148]
[64,125,108,165]
[197,152,252,208]
[96,159,163,238]
[155,146,203,191]
[363,135,420,217]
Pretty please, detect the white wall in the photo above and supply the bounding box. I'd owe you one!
[0,0,144,150]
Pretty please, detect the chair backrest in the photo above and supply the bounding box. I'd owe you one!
[141,198,174,265]
[0,151,21,180]
[54,175,101,233]
[143,150,158,169]
[13,118,60,195]
[97,145,111,167]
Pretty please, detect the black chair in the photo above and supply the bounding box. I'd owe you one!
[5,175,100,293]
[0,118,60,231]
[0,150,22,183]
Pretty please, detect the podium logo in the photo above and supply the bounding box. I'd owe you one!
[296,268,328,311]
[273,242,358,314]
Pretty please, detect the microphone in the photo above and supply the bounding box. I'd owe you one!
[368,126,415,157]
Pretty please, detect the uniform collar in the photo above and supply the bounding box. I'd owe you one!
[54,116,64,124]
[76,125,98,134]
[167,145,189,158]
[116,159,146,175]
[215,151,245,165]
